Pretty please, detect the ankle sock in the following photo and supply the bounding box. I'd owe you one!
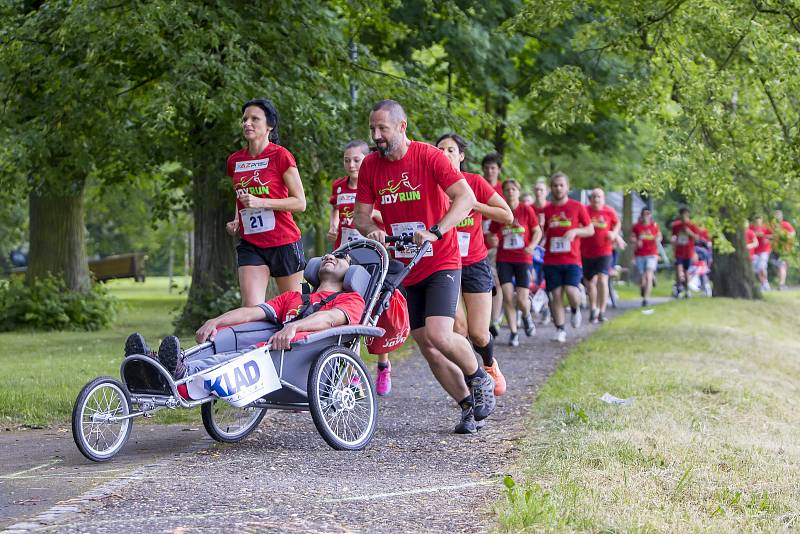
[377,361,389,370]
[570,306,577,314]
[466,367,487,382]
[473,337,494,367]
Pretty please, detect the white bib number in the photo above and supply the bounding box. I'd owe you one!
[240,208,275,235]
[549,236,570,253]
[390,221,433,259]
[503,232,525,250]
[337,192,356,206]
[340,226,362,243]
[458,231,471,257]
[677,234,689,245]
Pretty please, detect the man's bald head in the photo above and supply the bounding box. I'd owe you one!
[371,99,407,123]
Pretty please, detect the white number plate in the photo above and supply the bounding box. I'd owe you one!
[240,208,275,235]
[341,226,362,243]
[390,221,432,258]
[458,231,471,257]
[549,236,570,253]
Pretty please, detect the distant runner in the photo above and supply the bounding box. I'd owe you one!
[631,207,662,307]
[771,210,796,290]
[581,188,620,323]
[670,208,701,298]
[481,152,506,337]
[541,173,594,343]
[750,215,773,291]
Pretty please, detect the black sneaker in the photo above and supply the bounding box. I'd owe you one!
[642,299,648,307]
[489,322,499,338]
[522,313,536,336]
[590,309,599,324]
[124,333,155,359]
[508,332,519,347]
[598,312,607,322]
[470,373,496,421]
[454,405,477,434]
[158,335,182,377]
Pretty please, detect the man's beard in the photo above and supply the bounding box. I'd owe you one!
[376,138,397,157]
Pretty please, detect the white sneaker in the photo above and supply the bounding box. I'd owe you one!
[571,308,582,328]
[554,329,566,343]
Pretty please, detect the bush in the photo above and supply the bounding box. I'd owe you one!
[0,275,117,331]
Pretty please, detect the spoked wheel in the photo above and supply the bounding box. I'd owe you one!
[72,377,132,462]
[201,400,266,443]
[308,346,377,451]
[608,279,619,309]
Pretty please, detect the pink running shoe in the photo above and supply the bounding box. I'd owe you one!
[376,362,392,396]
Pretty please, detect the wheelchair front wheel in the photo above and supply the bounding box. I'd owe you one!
[308,346,377,451]
[72,377,132,462]
[201,400,266,443]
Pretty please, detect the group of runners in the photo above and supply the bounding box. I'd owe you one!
[748,211,796,292]
[127,97,796,436]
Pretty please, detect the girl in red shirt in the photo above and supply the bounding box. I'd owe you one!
[490,179,542,348]
[226,99,307,306]
[436,133,513,396]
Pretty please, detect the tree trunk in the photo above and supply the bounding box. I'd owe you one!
[711,226,760,299]
[27,187,90,291]
[493,97,508,156]
[176,162,238,332]
[619,192,633,281]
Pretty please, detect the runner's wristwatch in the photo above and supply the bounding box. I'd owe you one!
[428,225,443,240]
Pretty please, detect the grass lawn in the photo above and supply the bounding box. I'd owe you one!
[0,276,410,428]
[613,269,674,301]
[495,291,800,532]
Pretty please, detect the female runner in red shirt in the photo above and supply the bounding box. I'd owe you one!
[226,99,307,306]
[436,133,513,396]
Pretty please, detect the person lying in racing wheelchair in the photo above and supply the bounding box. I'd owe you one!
[123,252,365,378]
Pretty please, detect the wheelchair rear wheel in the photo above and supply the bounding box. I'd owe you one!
[72,377,132,462]
[308,346,377,451]
[201,400,266,443]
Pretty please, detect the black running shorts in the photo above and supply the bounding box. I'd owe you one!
[236,239,306,277]
[582,255,612,280]
[497,261,532,289]
[405,269,461,330]
[461,258,493,294]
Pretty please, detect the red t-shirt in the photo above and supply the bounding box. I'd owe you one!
[264,290,365,332]
[746,227,758,258]
[329,177,384,249]
[228,144,301,248]
[774,220,796,253]
[356,141,464,286]
[671,220,700,260]
[457,172,498,266]
[581,205,619,258]
[542,199,592,266]
[750,223,772,254]
[490,204,540,264]
[632,222,660,257]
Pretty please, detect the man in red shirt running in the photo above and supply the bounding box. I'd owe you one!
[771,210,796,290]
[354,100,496,434]
[542,173,594,343]
[581,189,620,323]
[671,207,701,298]
[632,207,662,307]
[750,215,773,291]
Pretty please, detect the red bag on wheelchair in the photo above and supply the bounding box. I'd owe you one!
[367,289,410,354]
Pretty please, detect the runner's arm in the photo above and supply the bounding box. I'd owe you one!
[354,201,384,242]
[240,167,306,212]
[226,203,240,236]
[568,223,594,240]
[327,208,339,243]
[474,192,513,224]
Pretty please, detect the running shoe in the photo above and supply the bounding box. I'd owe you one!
[124,332,155,359]
[589,308,599,324]
[158,335,182,377]
[375,363,392,396]
[571,308,582,328]
[522,313,536,336]
[553,328,566,343]
[470,373,496,421]
[349,375,366,400]
[642,299,648,307]
[484,360,507,396]
[454,405,477,434]
[598,312,607,322]
[509,332,519,347]
[489,321,500,338]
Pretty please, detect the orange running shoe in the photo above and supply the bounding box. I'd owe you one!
[484,360,507,396]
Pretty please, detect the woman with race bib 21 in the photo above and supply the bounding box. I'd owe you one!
[226,98,307,306]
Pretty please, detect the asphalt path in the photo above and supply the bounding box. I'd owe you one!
[2,300,651,533]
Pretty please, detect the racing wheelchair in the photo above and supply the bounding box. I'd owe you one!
[72,236,428,461]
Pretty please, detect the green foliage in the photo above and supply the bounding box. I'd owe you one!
[0,275,116,332]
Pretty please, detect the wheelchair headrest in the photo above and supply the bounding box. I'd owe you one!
[304,257,371,298]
